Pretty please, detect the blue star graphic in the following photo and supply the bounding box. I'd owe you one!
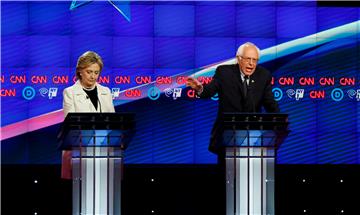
[70,0,131,22]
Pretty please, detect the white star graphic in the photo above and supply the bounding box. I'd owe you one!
[70,0,131,22]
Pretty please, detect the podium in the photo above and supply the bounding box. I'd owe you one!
[222,113,289,215]
[59,113,135,215]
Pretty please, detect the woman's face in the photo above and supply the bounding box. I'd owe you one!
[79,63,100,88]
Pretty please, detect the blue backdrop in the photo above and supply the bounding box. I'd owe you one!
[1,1,360,164]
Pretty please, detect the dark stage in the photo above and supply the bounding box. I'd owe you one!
[2,164,359,215]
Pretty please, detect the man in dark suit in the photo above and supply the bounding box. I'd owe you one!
[186,42,280,154]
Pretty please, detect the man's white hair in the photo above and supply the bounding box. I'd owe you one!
[236,42,261,63]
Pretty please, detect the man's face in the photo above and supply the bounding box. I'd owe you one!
[238,46,259,76]
[79,63,100,88]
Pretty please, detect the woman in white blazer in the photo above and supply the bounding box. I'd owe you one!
[62,51,115,179]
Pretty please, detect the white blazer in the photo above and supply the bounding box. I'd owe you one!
[63,80,115,117]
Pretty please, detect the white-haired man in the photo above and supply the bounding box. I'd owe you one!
[186,42,280,154]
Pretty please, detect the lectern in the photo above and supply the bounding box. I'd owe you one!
[222,113,289,215]
[59,113,135,215]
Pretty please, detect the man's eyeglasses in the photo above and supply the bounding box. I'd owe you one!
[240,56,258,63]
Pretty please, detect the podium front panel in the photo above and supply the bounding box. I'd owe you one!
[225,150,275,215]
[72,147,123,215]
[222,113,288,215]
[58,113,135,215]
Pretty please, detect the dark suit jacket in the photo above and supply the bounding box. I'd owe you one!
[199,64,280,153]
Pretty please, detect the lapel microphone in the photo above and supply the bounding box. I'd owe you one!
[248,76,256,113]
[98,95,102,113]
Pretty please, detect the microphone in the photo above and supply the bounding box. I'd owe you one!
[247,77,256,113]
[97,95,102,113]
[86,95,89,99]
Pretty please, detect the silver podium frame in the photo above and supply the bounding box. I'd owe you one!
[222,113,289,215]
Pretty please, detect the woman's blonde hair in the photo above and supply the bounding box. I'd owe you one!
[76,51,104,80]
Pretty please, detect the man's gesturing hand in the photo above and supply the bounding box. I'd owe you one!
[186,77,203,92]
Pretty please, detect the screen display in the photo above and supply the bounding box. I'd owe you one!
[1,1,360,164]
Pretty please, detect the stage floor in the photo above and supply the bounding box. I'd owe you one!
[2,164,360,215]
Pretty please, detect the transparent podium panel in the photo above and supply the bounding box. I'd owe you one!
[72,147,123,215]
